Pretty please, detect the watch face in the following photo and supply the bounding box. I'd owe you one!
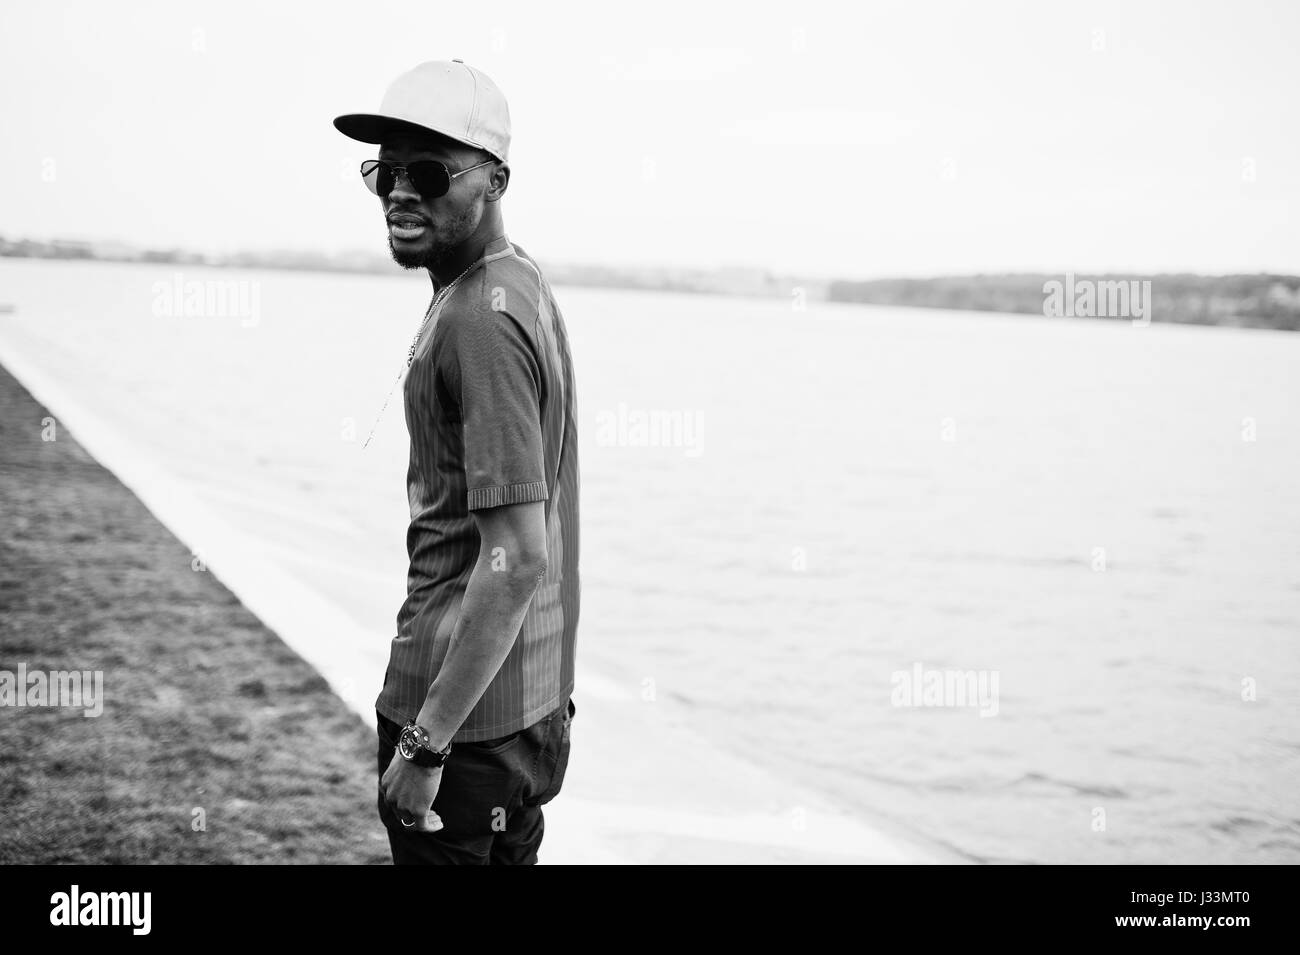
[398,727,419,760]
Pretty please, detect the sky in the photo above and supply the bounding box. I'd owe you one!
[1,0,1298,279]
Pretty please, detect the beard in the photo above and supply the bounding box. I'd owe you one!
[386,202,482,271]
[387,236,444,271]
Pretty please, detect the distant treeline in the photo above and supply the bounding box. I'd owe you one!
[4,234,1297,329]
[0,234,814,302]
[828,274,1300,331]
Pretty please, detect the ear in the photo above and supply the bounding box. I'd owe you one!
[484,162,510,202]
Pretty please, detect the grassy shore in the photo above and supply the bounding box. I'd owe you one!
[0,363,389,864]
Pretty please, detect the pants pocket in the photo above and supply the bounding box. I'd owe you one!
[462,730,523,756]
[536,699,573,806]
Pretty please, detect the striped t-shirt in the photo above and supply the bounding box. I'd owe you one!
[375,233,580,742]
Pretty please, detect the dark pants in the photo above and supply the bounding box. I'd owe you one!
[376,698,574,865]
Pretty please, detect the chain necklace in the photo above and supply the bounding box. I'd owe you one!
[361,257,483,449]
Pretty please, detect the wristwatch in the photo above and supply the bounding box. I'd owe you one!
[398,721,452,768]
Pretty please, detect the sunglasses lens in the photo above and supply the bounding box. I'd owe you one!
[360,160,388,196]
[359,160,450,198]
[409,161,451,198]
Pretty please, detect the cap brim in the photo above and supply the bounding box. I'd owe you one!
[333,113,501,159]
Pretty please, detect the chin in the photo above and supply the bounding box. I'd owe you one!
[387,237,437,271]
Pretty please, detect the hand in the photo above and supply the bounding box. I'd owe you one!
[380,751,445,833]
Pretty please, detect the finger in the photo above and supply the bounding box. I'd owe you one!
[414,811,443,833]
[399,806,442,833]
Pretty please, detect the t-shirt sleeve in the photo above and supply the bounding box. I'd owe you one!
[441,307,549,511]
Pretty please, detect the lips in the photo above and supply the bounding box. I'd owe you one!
[388,215,429,241]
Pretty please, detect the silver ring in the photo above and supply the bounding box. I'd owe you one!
[400,817,415,828]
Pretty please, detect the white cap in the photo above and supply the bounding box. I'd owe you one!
[334,59,511,161]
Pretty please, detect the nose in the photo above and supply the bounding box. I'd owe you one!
[386,167,421,203]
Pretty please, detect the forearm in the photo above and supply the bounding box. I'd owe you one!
[414,554,544,748]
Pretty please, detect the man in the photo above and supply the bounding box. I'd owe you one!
[334,60,580,865]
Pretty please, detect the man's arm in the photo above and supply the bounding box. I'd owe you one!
[414,499,548,750]
[380,499,546,830]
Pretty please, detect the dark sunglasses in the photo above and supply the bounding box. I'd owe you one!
[359,158,496,198]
